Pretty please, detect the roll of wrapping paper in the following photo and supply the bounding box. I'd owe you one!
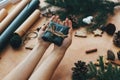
[10,9,40,48]
[0,0,31,34]
[0,8,8,22]
[0,0,40,51]
[15,9,40,37]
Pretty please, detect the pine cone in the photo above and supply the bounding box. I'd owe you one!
[107,50,115,61]
[105,23,116,35]
[10,33,22,49]
[113,31,120,47]
[72,61,88,80]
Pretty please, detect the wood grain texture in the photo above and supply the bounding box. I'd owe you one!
[0,0,120,80]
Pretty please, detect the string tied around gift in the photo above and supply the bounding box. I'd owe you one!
[46,24,68,38]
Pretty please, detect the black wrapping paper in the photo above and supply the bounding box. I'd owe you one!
[0,0,40,51]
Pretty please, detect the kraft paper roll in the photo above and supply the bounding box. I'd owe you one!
[0,0,21,9]
[0,0,31,34]
[15,9,40,37]
[0,8,8,22]
[10,9,40,48]
[0,0,40,51]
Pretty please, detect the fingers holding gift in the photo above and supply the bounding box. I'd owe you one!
[41,24,47,31]
[68,20,72,28]
[51,15,72,28]
[41,16,55,31]
[56,19,61,24]
[52,15,59,22]
[63,18,73,36]
[49,15,55,23]
[64,18,69,26]
[43,15,73,35]
[68,20,73,36]
[52,15,63,25]
[53,16,73,36]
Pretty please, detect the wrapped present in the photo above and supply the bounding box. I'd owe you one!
[42,21,69,46]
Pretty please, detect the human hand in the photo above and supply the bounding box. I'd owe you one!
[37,16,55,47]
[52,16,73,51]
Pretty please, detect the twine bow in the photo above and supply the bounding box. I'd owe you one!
[47,25,68,38]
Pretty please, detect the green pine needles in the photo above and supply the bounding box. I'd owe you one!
[72,56,120,80]
[43,0,120,31]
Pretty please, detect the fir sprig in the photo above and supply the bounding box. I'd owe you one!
[72,56,120,80]
[42,0,120,31]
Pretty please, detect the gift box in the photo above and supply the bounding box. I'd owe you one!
[42,21,69,46]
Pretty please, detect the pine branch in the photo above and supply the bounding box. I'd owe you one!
[44,0,120,31]
[72,56,120,80]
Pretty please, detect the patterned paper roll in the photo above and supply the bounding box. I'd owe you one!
[0,0,40,51]
[0,8,8,22]
[0,0,31,34]
[10,9,41,48]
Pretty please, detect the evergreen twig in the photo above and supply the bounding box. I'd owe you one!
[72,56,120,80]
[43,0,120,31]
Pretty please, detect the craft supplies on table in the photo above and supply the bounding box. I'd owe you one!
[0,0,40,51]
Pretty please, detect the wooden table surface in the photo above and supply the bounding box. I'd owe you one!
[0,0,120,80]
